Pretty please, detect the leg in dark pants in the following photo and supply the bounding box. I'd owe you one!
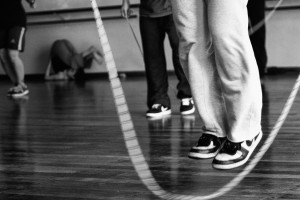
[165,15,192,100]
[140,16,192,109]
[248,0,267,77]
[140,16,170,109]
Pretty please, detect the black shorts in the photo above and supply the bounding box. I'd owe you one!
[0,26,26,51]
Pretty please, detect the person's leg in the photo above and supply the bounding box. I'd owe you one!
[248,0,267,77]
[0,48,17,83]
[59,39,84,70]
[6,27,29,97]
[171,0,227,159]
[208,0,262,142]
[208,0,262,169]
[171,0,228,137]
[165,14,195,115]
[140,17,170,110]
[171,0,262,165]
[8,27,26,85]
[8,50,25,86]
[165,15,192,100]
[0,29,18,84]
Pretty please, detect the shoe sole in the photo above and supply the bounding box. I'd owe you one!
[188,141,224,159]
[8,90,29,98]
[212,131,263,170]
[146,110,171,118]
[188,151,219,159]
[181,107,195,115]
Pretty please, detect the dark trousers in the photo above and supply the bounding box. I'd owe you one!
[140,15,192,109]
[248,0,267,77]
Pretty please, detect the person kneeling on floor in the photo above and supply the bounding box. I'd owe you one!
[45,39,103,81]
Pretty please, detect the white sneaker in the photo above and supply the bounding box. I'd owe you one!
[146,104,171,118]
[212,131,263,170]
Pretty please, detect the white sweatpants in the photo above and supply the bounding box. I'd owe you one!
[171,0,262,142]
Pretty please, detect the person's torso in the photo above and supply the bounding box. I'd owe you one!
[140,0,172,18]
[0,0,27,28]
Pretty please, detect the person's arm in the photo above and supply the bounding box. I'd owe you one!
[121,0,131,18]
[81,46,104,68]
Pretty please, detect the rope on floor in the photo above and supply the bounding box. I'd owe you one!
[90,0,299,199]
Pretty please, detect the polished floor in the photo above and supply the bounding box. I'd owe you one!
[0,72,299,200]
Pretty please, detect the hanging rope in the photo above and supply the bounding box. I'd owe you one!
[125,17,144,56]
[249,0,283,35]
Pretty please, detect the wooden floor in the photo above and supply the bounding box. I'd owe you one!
[0,72,299,200]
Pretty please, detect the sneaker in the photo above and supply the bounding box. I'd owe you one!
[7,84,29,98]
[188,134,225,159]
[180,98,195,115]
[212,131,263,170]
[146,104,171,118]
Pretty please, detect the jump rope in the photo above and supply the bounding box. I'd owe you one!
[90,0,300,199]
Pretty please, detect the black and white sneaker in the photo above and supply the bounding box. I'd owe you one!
[180,98,195,115]
[212,131,263,170]
[146,104,171,118]
[188,134,225,159]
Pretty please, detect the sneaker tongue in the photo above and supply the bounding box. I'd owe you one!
[152,104,161,109]
[198,135,212,146]
[223,141,241,155]
[182,99,190,106]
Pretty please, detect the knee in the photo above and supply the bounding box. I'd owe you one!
[213,32,243,56]
[7,50,20,61]
[211,24,248,50]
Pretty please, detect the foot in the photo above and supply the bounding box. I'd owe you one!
[212,131,263,170]
[7,84,29,98]
[180,98,195,115]
[146,104,171,118]
[188,134,225,159]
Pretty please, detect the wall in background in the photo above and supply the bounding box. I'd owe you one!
[0,0,300,76]
[0,0,143,75]
[22,0,137,11]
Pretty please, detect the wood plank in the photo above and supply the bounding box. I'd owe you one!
[0,72,299,200]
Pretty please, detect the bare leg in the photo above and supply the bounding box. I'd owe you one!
[8,49,27,87]
[0,48,18,84]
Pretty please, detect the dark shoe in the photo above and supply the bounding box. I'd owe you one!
[212,131,263,170]
[188,134,225,159]
[180,98,195,115]
[146,104,171,118]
